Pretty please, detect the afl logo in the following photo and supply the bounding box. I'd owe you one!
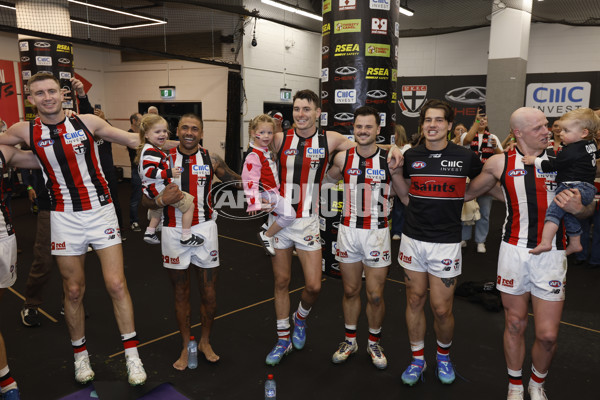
[442,259,452,266]
[412,161,426,169]
[370,250,380,257]
[304,235,314,241]
[37,139,54,147]
[210,250,218,256]
[58,58,71,64]
[335,66,358,76]
[104,228,115,235]
[284,149,298,156]
[508,169,527,177]
[366,90,387,99]
[34,41,51,48]
[347,168,362,175]
[548,280,562,288]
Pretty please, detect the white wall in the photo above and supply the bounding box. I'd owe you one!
[398,23,600,77]
[241,19,321,149]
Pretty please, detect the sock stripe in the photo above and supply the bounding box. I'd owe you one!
[0,375,15,388]
[73,344,87,354]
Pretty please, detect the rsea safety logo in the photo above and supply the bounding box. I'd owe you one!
[56,44,71,53]
[334,19,361,34]
[322,23,331,35]
[525,82,591,117]
[366,67,389,80]
[365,43,390,57]
[334,43,360,57]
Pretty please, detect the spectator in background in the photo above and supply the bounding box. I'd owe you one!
[127,113,143,232]
[267,110,284,134]
[459,107,503,253]
[391,124,410,240]
[450,123,467,144]
[148,106,159,115]
[547,119,562,153]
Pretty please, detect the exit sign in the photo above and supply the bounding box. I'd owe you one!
[159,85,176,100]
[280,88,292,102]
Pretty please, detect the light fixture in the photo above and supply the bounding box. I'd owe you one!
[399,0,414,16]
[261,0,322,21]
[0,0,167,30]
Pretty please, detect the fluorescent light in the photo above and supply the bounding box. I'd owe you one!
[261,0,322,21]
[399,5,414,16]
[1,1,166,30]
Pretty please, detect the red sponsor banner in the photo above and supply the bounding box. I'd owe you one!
[0,60,20,128]
[409,175,467,199]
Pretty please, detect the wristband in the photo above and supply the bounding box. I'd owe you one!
[27,186,33,191]
[475,119,480,123]
[155,197,163,207]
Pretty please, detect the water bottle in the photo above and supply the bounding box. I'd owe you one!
[265,374,276,399]
[187,336,198,369]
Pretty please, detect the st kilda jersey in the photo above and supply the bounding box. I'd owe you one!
[163,146,214,227]
[30,116,111,212]
[403,142,483,243]
[0,150,15,238]
[500,147,566,250]
[278,128,329,218]
[340,147,391,229]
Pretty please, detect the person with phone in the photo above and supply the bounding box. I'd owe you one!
[459,105,503,253]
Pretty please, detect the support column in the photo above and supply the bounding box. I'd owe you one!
[486,0,532,139]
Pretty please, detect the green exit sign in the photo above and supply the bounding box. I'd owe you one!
[280,88,292,102]
[159,86,176,99]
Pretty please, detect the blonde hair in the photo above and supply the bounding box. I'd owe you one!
[394,124,408,147]
[560,108,600,141]
[134,114,169,164]
[249,114,276,153]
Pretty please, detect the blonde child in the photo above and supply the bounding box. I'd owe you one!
[242,114,295,255]
[135,114,203,246]
[522,108,599,255]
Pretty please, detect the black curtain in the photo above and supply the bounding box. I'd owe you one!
[225,71,242,172]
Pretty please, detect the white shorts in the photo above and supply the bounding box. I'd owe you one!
[161,220,219,270]
[269,214,321,252]
[497,241,566,301]
[51,203,121,256]
[0,235,17,288]
[398,234,462,278]
[335,224,391,268]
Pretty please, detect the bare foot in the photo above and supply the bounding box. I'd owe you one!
[173,348,188,370]
[565,242,583,256]
[199,341,220,363]
[529,242,552,255]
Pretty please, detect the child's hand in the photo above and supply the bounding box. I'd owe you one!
[248,210,258,216]
[171,167,182,178]
[522,155,536,165]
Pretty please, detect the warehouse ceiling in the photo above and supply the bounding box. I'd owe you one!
[0,0,599,66]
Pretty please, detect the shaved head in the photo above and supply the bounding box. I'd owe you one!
[510,107,545,133]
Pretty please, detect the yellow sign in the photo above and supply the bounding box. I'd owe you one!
[365,43,390,57]
[323,23,331,35]
[334,19,361,34]
[323,0,331,13]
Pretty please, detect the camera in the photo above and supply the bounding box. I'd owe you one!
[251,38,257,47]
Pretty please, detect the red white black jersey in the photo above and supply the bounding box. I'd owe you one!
[500,147,566,250]
[244,145,279,192]
[139,143,172,199]
[340,147,391,229]
[278,128,329,218]
[0,150,15,238]
[29,116,111,212]
[163,146,214,227]
[467,132,502,163]
[402,142,483,243]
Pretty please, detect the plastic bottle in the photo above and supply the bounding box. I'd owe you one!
[265,374,276,399]
[187,336,198,369]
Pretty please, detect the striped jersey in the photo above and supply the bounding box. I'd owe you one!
[500,147,566,250]
[163,146,214,227]
[467,132,502,163]
[242,145,279,212]
[29,116,111,212]
[278,128,329,218]
[340,147,391,229]
[402,142,483,243]
[139,143,172,199]
[0,150,15,238]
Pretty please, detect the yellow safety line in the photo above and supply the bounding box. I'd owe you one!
[218,234,262,248]
[108,283,320,358]
[7,287,58,323]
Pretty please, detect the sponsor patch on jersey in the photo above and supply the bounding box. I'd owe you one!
[410,176,466,199]
[284,149,298,156]
[347,168,362,175]
[51,241,66,251]
[210,250,218,257]
[366,168,386,180]
[73,143,85,155]
[192,164,210,175]
[37,139,54,148]
[412,161,426,169]
[306,147,326,158]
[64,130,86,144]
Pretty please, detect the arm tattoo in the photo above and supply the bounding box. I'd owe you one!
[210,153,241,183]
[441,277,456,288]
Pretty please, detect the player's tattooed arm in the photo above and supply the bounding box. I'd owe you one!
[211,153,241,186]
